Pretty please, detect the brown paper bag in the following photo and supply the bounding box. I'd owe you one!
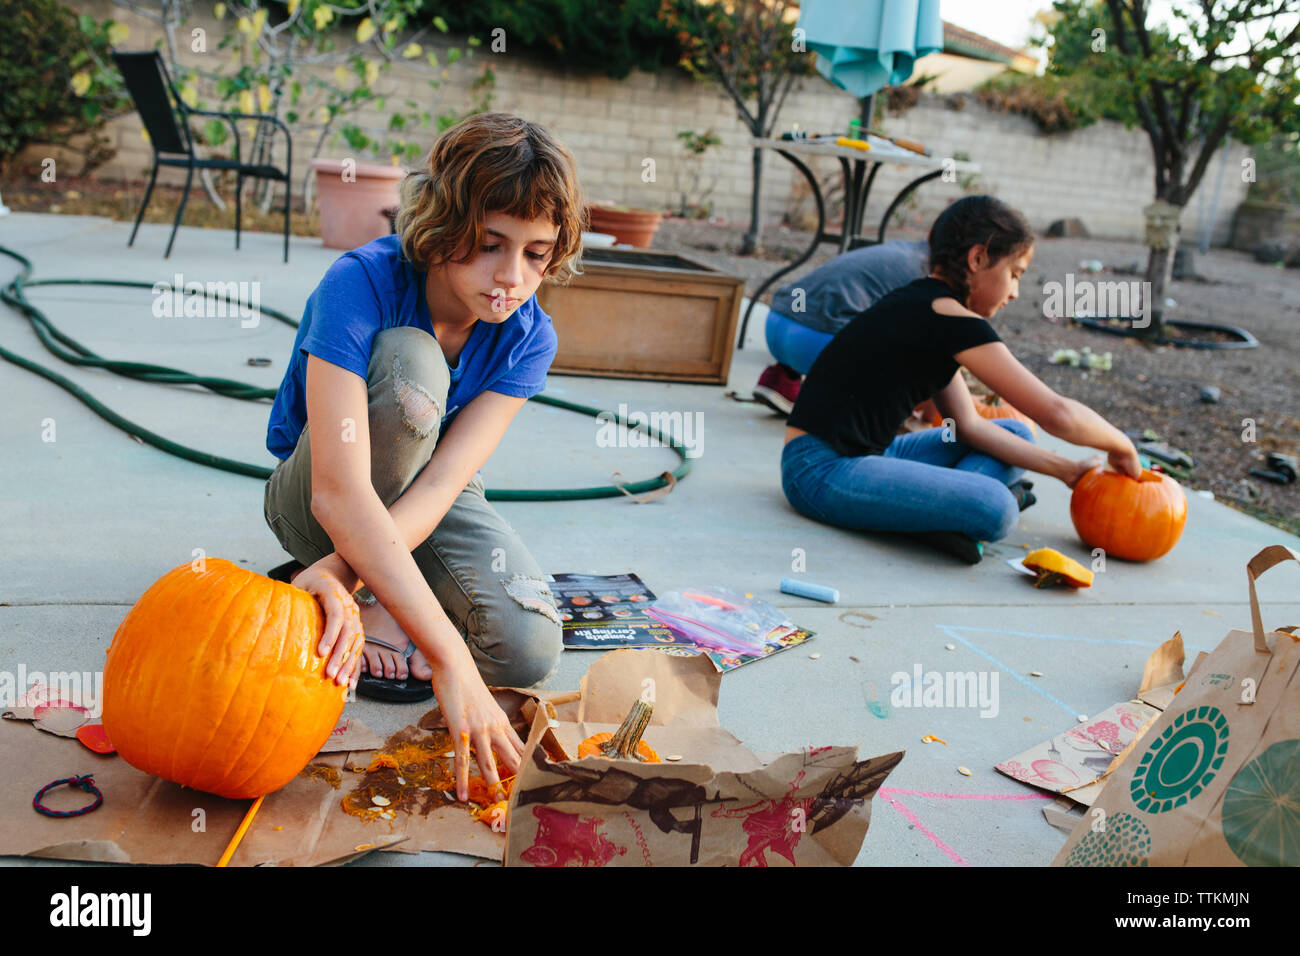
[505,650,903,867]
[1054,545,1300,866]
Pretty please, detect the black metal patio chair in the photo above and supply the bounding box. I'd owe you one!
[111,50,293,262]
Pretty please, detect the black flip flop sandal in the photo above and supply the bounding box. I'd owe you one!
[355,636,435,704]
[267,560,305,583]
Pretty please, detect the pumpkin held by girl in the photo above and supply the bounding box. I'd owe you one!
[1070,467,1187,562]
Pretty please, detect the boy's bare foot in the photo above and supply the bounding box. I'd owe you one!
[356,600,435,682]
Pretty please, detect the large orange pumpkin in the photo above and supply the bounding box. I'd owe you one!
[102,559,347,798]
[1069,467,1187,561]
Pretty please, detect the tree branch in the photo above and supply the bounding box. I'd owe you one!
[1181,106,1234,201]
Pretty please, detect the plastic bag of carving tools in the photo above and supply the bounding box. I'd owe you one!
[645,587,793,655]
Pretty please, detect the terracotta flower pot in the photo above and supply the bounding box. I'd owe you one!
[311,159,406,251]
[586,203,663,249]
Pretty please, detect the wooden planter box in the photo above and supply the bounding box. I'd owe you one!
[537,248,743,384]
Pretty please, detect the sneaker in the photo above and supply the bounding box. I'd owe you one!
[1008,479,1037,512]
[914,530,984,565]
[753,363,802,416]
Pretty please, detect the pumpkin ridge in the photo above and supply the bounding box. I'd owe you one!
[159,561,263,785]
[189,570,292,793]
[155,562,238,784]
[103,571,175,770]
[145,564,225,778]
[223,581,329,795]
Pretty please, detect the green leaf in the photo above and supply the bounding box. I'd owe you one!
[433,16,448,33]
[204,119,228,145]
[447,47,461,65]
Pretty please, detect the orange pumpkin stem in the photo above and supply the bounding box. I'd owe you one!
[603,698,654,760]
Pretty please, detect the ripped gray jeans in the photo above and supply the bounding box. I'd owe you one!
[263,325,562,687]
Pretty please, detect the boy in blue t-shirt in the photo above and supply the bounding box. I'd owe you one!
[262,113,586,803]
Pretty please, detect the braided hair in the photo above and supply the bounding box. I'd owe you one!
[927,196,1034,305]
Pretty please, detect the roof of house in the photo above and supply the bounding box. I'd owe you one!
[942,20,1036,71]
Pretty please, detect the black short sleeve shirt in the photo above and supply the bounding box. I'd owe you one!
[787,277,1002,457]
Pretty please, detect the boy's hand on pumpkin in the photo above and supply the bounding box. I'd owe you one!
[430,650,525,802]
[292,561,365,687]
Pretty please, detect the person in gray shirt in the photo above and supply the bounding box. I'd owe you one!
[755,239,930,415]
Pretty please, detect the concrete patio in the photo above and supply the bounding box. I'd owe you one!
[2,212,1297,867]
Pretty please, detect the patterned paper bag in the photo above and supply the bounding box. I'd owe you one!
[1054,545,1300,866]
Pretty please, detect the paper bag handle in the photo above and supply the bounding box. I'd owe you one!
[1247,545,1300,653]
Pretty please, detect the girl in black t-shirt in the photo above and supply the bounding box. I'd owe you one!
[781,195,1141,564]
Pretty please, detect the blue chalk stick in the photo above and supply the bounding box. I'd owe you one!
[780,577,839,603]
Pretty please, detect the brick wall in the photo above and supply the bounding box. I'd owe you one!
[70,0,1251,245]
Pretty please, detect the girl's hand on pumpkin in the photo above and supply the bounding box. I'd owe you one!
[1108,442,1142,480]
[1061,455,1103,488]
[431,653,525,802]
[292,562,365,687]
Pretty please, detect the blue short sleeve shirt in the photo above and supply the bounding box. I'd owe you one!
[266,235,557,461]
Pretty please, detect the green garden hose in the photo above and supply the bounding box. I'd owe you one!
[0,244,691,500]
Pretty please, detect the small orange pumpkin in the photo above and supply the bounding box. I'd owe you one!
[578,733,662,763]
[102,559,348,798]
[578,698,661,763]
[913,395,1036,435]
[974,394,1037,436]
[1070,467,1187,561]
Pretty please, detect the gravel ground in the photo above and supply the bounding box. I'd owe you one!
[651,216,1300,534]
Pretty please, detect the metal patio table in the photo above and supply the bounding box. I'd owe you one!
[738,136,978,348]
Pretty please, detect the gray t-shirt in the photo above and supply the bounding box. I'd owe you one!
[770,239,930,334]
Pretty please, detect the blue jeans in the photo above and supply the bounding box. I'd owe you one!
[781,419,1034,542]
[765,310,834,376]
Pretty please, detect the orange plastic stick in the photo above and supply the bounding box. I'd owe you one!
[217,795,265,867]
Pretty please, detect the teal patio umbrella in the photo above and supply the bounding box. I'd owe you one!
[798,0,943,100]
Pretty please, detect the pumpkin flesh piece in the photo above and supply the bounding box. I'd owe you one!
[1022,548,1093,588]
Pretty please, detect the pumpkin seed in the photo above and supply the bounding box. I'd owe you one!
[371,795,391,807]
[666,754,683,761]
[1077,714,1088,723]
[397,777,405,785]
[1030,670,1043,677]
[944,643,955,651]
[957,766,972,776]
[809,653,821,660]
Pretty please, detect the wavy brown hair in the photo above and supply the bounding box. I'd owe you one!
[395,112,586,283]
